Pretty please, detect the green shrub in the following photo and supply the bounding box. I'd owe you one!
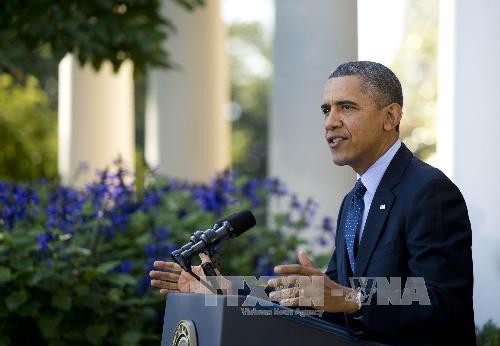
[477,319,500,346]
[0,74,57,181]
[0,166,334,345]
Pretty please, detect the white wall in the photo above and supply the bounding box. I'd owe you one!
[438,0,500,326]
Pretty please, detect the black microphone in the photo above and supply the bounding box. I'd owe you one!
[171,209,256,272]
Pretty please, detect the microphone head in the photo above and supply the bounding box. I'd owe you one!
[225,209,256,237]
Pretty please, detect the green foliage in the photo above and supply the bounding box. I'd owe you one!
[0,74,57,181]
[0,0,205,81]
[228,22,272,178]
[392,0,438,160]
[477,320,500,346]
[0,167,332,345]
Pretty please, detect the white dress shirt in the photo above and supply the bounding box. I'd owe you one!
[357,139,402,242]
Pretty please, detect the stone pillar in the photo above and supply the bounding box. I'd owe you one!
[270,0,357,222]
[58,54,135,186]
[437,0,500,325]
[145,0,230,182]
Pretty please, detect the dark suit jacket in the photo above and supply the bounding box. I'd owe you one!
[324,143,475,345]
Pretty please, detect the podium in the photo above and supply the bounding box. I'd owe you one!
[162,293,379,346]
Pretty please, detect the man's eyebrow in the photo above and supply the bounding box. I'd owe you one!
[321,100,360,111]
[334,100,359,107]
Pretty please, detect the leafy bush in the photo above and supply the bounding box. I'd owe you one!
[477,320,500,346]
[0,74,57,181]
[0,165,334,345]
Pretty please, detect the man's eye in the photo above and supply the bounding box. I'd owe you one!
[341,105,352,110]
[321,106,330,115]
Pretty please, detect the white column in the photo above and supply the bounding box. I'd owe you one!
[58,54,135,186]
[437,0,500,326]
[145,0,230,182]
[270,0,357,221]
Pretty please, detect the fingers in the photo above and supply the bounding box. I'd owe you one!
[199,253,212,263]
[150,261,182,294]
[267,275,310,288]
[153,261,182,272]
[298,250,316,268]
[273,264,320,276]
[151,279,178,291]
[269,286,302,307]
[191,265,206,278]
[269,285,322,308]
[269,286,302,300]
[149,270,179,282]
[277,297,300,307]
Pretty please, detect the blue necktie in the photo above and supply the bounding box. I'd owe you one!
[345,179,366,273]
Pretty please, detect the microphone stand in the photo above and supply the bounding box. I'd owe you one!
[201,261,224,295]
[183,260,223,295]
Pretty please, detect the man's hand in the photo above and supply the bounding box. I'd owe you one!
[149,254,231,295]
[149,260,206,295]
[267,250,359,314]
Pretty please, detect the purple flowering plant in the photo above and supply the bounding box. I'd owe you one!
[0,163,335,345]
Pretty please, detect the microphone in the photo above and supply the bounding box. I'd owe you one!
[171,209,256,272]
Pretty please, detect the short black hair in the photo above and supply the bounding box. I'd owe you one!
[329,61,403,108]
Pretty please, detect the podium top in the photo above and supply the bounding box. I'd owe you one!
[162,294,383,346]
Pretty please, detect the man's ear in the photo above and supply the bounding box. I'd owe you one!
[383,103,403,131]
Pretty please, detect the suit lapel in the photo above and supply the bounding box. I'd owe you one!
[354,144,413,277]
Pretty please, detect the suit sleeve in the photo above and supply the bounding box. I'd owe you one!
[325,195,348,282]
[322,196,350,327]
[359,178,475,343]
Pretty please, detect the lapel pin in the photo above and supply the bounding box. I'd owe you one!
[379,204,386,210]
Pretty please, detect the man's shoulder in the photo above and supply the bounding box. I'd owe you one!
[399,154,461,195]
[405,155,448,181]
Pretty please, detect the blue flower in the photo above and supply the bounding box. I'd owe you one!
[152,227,170,242]
[193,185,234,215]
[263,177,288,196]
[318,237,328,247]
[36,232,56,252]
[304,199,319,216]
[256,254,275,276]
[118,260,133,274]
[110,212,129,230]
[45,186,85,233]
[159,243,177,257]
[145,244,157,257]
[137,275,151,294]
[103,226,115,239]
[290,194,301,210]
[2,206,16,230]
[242,179,262,207]
[322,217,334,232]
[177,209,188,219]
[142,188,161,211]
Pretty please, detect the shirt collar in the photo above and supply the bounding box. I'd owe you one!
[357,139,402,195]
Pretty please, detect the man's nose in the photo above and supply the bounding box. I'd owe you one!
[324,111,342,130]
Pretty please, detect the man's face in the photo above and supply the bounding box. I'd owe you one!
[322,75,393,175]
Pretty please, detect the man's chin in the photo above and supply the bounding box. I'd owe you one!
[331,156,348,167]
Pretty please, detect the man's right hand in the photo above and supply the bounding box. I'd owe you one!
[149,261,207,295]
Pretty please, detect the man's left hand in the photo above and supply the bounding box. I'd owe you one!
[267,250,360,314]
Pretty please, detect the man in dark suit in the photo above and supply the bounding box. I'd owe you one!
[267,61,475,344]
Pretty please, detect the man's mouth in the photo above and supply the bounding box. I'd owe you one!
[327,136,347,147]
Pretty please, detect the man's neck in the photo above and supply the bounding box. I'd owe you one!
[354,136,399,176]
